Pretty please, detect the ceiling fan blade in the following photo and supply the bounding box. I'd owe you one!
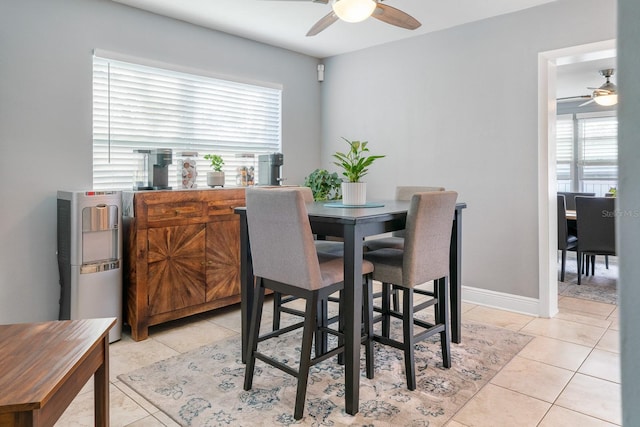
[371,3,421,30]
[306,11,339,36]
[557,95,591,103]
[579,98,595,107]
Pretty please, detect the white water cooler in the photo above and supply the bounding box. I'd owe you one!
[57,190,123,342]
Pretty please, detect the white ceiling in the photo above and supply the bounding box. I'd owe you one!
[112,0,557,58]
[111,0,616,98]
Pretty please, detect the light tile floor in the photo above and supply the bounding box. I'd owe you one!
[54,294,621,426]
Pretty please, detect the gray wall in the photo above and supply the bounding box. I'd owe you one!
[618,0,640,423]
[0,0,322,323]
[321,0,616,300]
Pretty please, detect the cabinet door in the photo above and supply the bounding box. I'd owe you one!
[147,224,206,315]
[205,217,241,301]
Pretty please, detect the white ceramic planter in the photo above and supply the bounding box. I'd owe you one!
[207,171,225,187]
[341,182,367,205]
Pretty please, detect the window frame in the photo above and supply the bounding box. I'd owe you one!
[92,50,282,190]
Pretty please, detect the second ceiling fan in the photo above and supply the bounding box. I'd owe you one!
[580,68,618,106]
[302,0,421,36]
[558,69,618,107]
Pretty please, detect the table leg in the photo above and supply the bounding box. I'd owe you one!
[94,335,109,427]
[343,224,362,415]
[449,209,463,344]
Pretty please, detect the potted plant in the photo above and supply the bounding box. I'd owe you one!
[304,169,342,201]
[333,137,385,205]
[204,154,225,187]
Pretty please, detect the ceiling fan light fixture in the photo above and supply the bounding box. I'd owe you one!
[594,93,618,106]
[593,69,618,106]
[332,0,377,23]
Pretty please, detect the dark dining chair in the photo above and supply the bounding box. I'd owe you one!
[557,195,578,282]
[558,192,595,240]
[243,187,374,420]
[558,191,596,211]
[364,191,457,390]
[575,196,616,285]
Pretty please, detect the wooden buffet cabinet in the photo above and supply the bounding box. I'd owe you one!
[123,188,245,341]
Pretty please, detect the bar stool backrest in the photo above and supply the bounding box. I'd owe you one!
[246,187,323,290]
[402,191,458,287]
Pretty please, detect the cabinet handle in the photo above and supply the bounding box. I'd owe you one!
[207,260,213,266]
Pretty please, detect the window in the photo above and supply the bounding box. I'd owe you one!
[92,53,282,190]
[556,114,574,192]
[556,111,617,196]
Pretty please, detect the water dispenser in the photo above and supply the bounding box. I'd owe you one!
[57,190,123,343]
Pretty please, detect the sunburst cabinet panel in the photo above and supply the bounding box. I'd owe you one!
[147,223,206,316]
[123,189,245,341]
[206,219,240,301]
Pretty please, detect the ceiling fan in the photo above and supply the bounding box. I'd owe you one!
[558,69,618,107]
[297,0,421,36]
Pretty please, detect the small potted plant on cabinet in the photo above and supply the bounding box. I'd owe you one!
[333,137,385,205]
[204,154,225,187]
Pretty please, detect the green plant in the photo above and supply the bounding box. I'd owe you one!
[304,169,342,201]
[332,137,385,183]
[608,187,617,197]
[204,154,224,172]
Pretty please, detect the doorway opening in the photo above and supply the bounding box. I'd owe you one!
[537,39,617,318]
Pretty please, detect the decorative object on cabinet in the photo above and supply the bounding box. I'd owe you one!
[204,153,225,188]
[123,188,245,341]
[176,151,199,189]
[234,153,256,187]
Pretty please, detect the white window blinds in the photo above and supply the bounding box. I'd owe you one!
[577,113,618,181]
[555,111,617,195]
[92,54,282,190]
[556,114,574,184]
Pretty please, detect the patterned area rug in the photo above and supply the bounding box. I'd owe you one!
[119,321,531,426]
[559,253,618,305]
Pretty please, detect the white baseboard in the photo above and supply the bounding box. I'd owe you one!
[462,285,540,317]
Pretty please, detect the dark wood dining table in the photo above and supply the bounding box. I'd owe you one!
[235,199,467,415]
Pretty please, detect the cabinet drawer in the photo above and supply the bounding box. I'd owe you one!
[207,198,244,216]
[146,201,204,222]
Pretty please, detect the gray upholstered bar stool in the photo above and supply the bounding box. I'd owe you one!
[243,187,374,420]
[364,191,457,390]
[270,186,344,336]
[364,186,445,310]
